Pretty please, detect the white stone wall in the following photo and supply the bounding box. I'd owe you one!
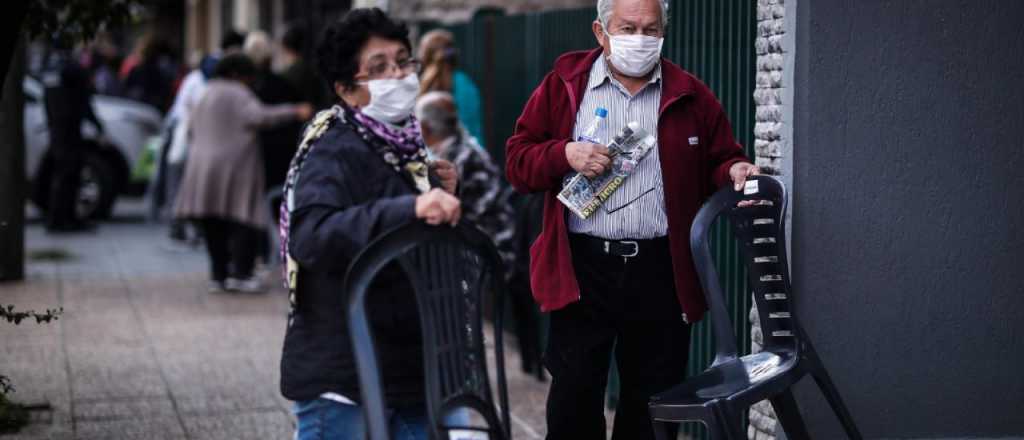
[750,0,792,439]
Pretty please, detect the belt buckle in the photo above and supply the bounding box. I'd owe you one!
[621,240,639,258]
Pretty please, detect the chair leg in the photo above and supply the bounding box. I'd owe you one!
[710,404,746,440]
[703,419,727,440]
[651,420,677,440]
[810,366,864,440]
[768,390,812,440]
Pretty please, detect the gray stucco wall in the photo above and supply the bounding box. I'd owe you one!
[791,0,1024,438]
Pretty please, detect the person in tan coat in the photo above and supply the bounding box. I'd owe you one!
[174,54,312,292]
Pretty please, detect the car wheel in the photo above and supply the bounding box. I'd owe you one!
[78,153,117,220]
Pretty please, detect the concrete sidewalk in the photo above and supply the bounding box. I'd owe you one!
[0,202,549,439]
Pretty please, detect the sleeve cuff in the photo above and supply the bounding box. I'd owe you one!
[544,139,573,181]
[381,194,418,225]
[713,158,749,188]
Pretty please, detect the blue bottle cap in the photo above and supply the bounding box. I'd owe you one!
[595,107,608,118]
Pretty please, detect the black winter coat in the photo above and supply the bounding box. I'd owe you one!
[280,119,426,407]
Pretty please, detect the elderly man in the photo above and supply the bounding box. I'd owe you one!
[416,91,515,268]
[505,0,759,438]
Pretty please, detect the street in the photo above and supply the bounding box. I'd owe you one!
[1,200,549,439]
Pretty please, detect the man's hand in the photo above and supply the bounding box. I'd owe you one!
[415,188,461,226]
[729,162,761,191]
[429,159,459,195]
[566,141,612,178]
[295,103,314,120]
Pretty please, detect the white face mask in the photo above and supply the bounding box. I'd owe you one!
[606,33,664,77]
[360,73,420,124]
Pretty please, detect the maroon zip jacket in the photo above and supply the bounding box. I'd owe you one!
[505,48,749,322]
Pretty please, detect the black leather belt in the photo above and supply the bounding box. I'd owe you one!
[569,234,669,259]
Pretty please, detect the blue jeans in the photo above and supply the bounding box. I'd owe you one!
[294,398,428,440]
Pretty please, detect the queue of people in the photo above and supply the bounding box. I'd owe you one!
[62,0,757,438]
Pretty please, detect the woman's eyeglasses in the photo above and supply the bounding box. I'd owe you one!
[364,58,423,80]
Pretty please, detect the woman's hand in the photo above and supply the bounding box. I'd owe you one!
[415,188,461,226]
[430,159,459,194]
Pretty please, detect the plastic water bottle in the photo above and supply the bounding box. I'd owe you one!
[577,107,608,145]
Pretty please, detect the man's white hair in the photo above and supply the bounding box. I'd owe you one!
[415,91,459,138]
[243,31,273,66]
[597,0,669,29]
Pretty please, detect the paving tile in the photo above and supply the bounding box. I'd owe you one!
[0,343,69,407]
[66,345,165,401]
[182,409,293,440]
[74,416,186,440]
[72,396,177,421]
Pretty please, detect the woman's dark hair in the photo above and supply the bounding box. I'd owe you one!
[213,53,257,80]
[316,8,411,93]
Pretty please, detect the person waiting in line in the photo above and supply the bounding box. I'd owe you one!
[415,91,514,268]
[505,0,760,438]
[173,54,313,293]
[278,8,462,440]
[417,29,485,150]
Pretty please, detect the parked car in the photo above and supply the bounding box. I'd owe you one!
[24,75,163,219]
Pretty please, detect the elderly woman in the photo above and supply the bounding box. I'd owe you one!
[174,54,311,292]
[278,8,461,440]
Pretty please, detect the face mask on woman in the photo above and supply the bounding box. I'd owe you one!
[606,32,664,78]
[361,72,420,123]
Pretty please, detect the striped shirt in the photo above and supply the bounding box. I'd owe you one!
[567,57,667,239]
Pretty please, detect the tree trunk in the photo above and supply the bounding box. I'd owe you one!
[0,38,25,282]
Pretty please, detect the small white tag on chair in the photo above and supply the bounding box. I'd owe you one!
[449,430,489,440]
[744,180,759,195]
[688,136,699,146]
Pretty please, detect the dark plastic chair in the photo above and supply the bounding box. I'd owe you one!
[345,222,511,440]
[647,176,863,440]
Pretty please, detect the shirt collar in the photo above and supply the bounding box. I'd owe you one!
[588,56,663,92]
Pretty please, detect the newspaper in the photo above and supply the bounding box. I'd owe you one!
[557,121,658,219]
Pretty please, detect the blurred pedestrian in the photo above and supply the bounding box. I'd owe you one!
[157,52,216,242]
[505,0,760,438]
[279,24,331,110]
[41,40,105,232]
[244,30,306,265]
[82,32,121,95]
[243,30,305,190]
[173,54,313,292]
[418,29,485,149]
[279,8,461,440]
[122,35,176,112]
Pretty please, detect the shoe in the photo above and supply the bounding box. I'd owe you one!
[225,277,263,293]
[208,280,227,293]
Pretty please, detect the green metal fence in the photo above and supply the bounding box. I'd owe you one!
[420,2,756,437]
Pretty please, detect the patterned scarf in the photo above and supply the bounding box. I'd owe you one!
[343,107,432,193]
